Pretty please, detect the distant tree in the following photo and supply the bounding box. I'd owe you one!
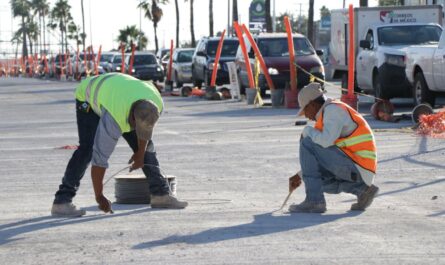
[116,25,148,51]
[185,0,196,47]
[80,0,86,52]
[276,12,307,35]
[32,0,49,54]
[139,0,168,53]
[320,5,330,18]
[67,21,82,47]
[27,17,39,55]
[360,0,368,7]
[11,0,31,57]
[232,0,238,22]
[174,0,179,47]
[48,0,73,54]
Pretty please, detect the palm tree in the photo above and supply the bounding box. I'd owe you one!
[209,0,213,37]
[307,0,314,45]
[138,0,168,53]
[185,0,196,47]
[117,25,147,51]
[265,0,272,32]
[27,17,39,55]
[49,0,72,54]
[67,21,82,47]
[11,0,31,57]
[32,0,49,54]
[174,0,179,48]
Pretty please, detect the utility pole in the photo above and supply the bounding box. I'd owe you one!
[272,0,276,32]
[227,0,231,35]
[343,0,346,8]
[298,3,302,32]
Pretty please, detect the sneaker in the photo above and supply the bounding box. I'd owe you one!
[351,185,379,211]
[288,200,327,213]
[151,195,188,209]
[51,203,86,217]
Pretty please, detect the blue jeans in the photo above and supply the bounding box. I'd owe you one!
[53,100,170,204]
[299,137,367,204]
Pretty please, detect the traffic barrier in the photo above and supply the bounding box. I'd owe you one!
[95,45,102,76]
[129,44,136,75]
[233,22,255,90]
[241,24,275,91]
[120,43,125,74]
[210,30,225,88]
[284,16,298,109]
[340,4,358,110]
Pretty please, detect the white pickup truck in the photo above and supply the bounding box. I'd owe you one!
[405,31,445,107]
[330,6,443,100]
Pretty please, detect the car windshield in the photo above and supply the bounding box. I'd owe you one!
[177,50,194,62]
[257,37,314,57]
[133,55,157,65]
[112,55,122,63]
[207,40,239,57]
[100,54,114,62]
[79,54,96,61]
[378,25,442,46]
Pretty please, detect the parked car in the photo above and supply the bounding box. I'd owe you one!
[126,52,164,82]
[192,36,240,87]
[161,52,170,75]
[72,53,105,78]
[156,48,170,60]
[171,48,195,87]
[109,54,124,72]
[99,52,116,72]
[236,33,325,95]
[405,26,444,107]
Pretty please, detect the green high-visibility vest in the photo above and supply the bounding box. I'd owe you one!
[75,73,164,133]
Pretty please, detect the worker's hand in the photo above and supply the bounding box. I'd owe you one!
[128,153,144,172]
[96,194,113,213]
[289,173,302,193]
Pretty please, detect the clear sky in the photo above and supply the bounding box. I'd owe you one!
[0,0,378,54]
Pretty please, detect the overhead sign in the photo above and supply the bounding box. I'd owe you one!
[320,16,331,29]
[249,0,266,23]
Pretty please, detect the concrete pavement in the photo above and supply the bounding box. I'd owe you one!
[0,78,444,264]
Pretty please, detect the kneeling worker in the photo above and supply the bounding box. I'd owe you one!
[289,83,379,213]
[52,73,187,217]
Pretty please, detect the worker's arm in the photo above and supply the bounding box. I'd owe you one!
[91,165,111,213]
[90,110,121,213]
[302,105,352,148]
[129,138,148,171]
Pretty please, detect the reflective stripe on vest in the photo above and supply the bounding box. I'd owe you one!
[336,134,374,148]
[85,74,118,115]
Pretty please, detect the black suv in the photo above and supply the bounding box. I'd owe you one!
[192,37,239,87]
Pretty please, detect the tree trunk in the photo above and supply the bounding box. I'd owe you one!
[22,16,28,58]
[359,0,368,6]
[265,0,272,33]
[38,14,42,55]
[307,0,315,45]
[232,0,238,23]
[190,0,196,47]
[209,0,214,37]
[81,0,86,52]
[43,15,47,54]
[154,22,159,53]
[175,0,179,47]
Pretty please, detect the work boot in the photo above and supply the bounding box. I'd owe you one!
[351,185,379,211]
[288,200,327,213]
[51,203,86,217]
[151,194,188,209]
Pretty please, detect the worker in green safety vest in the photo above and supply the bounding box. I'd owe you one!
[51,73,188,217]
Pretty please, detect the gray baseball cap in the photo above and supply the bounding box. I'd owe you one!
[133,100,160,141]
[297,82,325,116]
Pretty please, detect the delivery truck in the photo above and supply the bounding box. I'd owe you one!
[329,5,443,100]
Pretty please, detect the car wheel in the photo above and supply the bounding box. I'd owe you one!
[373,72,388,101]
[413,72,435,107]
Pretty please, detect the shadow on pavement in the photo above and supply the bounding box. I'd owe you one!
[133,211,363,249]
[0,204,153,245]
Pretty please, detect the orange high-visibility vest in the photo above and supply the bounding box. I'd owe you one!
[315,101,377,173]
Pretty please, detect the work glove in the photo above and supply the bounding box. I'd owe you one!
[96,194,113,214]
[289,173,302,193]
[128,153,144,172]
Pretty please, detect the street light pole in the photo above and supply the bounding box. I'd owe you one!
[272,0,276,32]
